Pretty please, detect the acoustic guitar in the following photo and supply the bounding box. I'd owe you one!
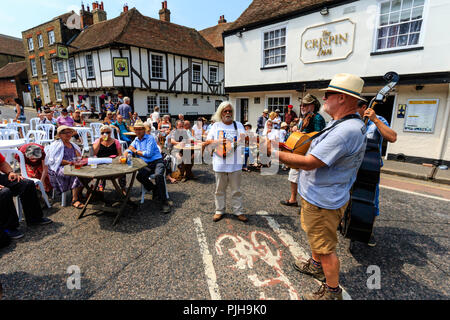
[340,71,399,244]
[279,131,317,155]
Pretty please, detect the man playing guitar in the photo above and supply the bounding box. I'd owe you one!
[266,73,367,300]
[205,101,248,223]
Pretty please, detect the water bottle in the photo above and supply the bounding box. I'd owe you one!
[127,152,133,167]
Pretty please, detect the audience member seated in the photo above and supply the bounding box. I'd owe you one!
[45,126,84,209]
[111,114,131,146]
[103,111,114,125]
[72,110,84,126]
[123,120,170,213]
[56,108,75,127]
[92,125,126,192]
[0,152,52,241]
[16,143,52,192]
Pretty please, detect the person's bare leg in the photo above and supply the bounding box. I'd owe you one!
[289,182,298,203]
[313,252,340,288]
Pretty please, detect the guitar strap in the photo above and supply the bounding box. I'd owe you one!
[295,113,363,151]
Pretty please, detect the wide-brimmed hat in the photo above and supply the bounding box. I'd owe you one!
[320,73,367,101]
[244,122,252,128]
[132,119,146,129]
[280,122,288,128]
[56,125,75,137]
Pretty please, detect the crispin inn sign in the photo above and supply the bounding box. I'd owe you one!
[300,19,355,64]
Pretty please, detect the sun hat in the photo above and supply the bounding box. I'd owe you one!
[132,119,146,129]
[56,125,75,137]
[244,122,252,128]
[320,73,367,101]
[263,109,269,113]
[275,109,281,113]
[280,122,288,128]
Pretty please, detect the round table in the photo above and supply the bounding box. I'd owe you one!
[173,143,203,151]
[123,132,136,136]
[0,123,29,129]
[0,139,27,149]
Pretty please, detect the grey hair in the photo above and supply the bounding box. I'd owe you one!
[100,125,112,133]
[124,97,130,103]
[211,101,233,123]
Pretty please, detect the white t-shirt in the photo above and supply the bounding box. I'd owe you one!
[151,111,160,124]
[193,124,203,140]
[206,121,246,173]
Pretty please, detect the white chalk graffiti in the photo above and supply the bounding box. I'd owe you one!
[215,231,300,300]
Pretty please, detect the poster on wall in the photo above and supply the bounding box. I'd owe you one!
[113,57,129,77]
[404,99,439,133]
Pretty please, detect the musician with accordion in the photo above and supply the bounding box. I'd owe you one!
[267,73,367,300]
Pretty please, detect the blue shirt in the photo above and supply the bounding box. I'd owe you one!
[366,115,389,167]
[298,117,367,210]
[112,120,131,142]
[130,134,162,163]
[118,103,132,119]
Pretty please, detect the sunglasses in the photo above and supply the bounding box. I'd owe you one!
[101,131,111,134]
[222,109,233,114]
[324,91,341,99]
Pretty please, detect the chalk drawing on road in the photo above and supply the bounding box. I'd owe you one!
[215,230,301,300]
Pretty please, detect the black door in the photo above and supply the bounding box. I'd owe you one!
[240,98,249,124]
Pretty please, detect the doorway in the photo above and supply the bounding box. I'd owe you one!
[237,98,249,124]
[362,95,395,157]
[41,81,51,104]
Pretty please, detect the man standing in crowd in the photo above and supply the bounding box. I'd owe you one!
[205,101,248,223]
[356,99,397,247]
[256,109,269,135]
[118,97,133,125]
[34,95,42,113]
[269,73,367,300]
[284,105,298,126]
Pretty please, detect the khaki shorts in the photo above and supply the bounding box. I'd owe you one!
[300,197,348,255]
[288,168,299,183]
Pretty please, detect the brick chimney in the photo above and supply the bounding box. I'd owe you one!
[92,1,107,24]
[80,3,93,28]
[218,15,227,24]
[159,1,171,22]
[123,3,129,12]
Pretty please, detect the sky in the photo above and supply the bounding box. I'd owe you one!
[0,0,252,38]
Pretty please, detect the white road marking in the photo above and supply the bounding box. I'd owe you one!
[256,210,352,300]
[380,185,450,202]
[193,217,221,300]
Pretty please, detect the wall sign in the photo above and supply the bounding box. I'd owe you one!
[56,45,69,59]
[404,99,439,133]
[300,18,355,64]
[113,57,129,77]
[397,104,406,118]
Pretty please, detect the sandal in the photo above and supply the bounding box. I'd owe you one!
[71,200,85,209]
[280,200,299,207]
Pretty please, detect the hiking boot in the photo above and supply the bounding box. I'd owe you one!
[4,229,24,240]
[303,283,343,300]
[293,258,326,282]
[368,234,376,247]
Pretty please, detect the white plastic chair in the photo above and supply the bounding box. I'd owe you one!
[89,122,103,140]
[29,117,40,131]
[6,123,27,138]
[26,130,47,144]
[111,127,128,152]
[0,128,20,140]
[140,174,170,204]
[1,149,51,219]
[73,127,93,154]
[36,124,56,145]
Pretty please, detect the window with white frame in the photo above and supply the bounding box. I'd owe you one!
[192,63,202,83]
[147,96,169,114]
[28,38,34,51]
[54,83,62,101]
[48,30,55,45]
[209,66,218,84]
[267,96,290,116]
[151,54,165,79]
[263,27,286,67]
[34,85,41,98]
[68,58,76,81]
[40,56,46,75]
[376,0,425,51]
[38,34,43,48]
[85,54,95,79]
[51,59,57,73]
[30,59,37,76]
[57,60,66,83]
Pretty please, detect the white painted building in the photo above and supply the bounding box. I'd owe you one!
[224,0,450,165]
[58,6,226,119]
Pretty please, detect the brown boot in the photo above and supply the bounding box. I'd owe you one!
[293,258,326,282]
[303,283,343,300]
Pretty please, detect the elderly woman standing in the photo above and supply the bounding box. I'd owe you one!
[45,125,84,208]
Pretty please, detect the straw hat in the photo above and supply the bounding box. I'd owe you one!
[280,122,288,128]
[132,119,146,129]
[320,73,367,101]
[263,109,269,113]
[56,125,75,138]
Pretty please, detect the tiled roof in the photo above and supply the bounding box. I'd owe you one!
[0,34,25,57]
[70,8,224,63]
[199,22,232,49]
[0,61,27,78]
[227,0,348,33]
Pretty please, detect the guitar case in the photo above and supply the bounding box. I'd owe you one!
[340,130,381,243]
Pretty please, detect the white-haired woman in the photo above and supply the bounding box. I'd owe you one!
[92,125,125,192]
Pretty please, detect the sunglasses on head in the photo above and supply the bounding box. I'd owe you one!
[324,91,341,99]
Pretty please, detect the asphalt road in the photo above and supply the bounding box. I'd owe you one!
[0,163,448,300]
[0,104,448,300]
